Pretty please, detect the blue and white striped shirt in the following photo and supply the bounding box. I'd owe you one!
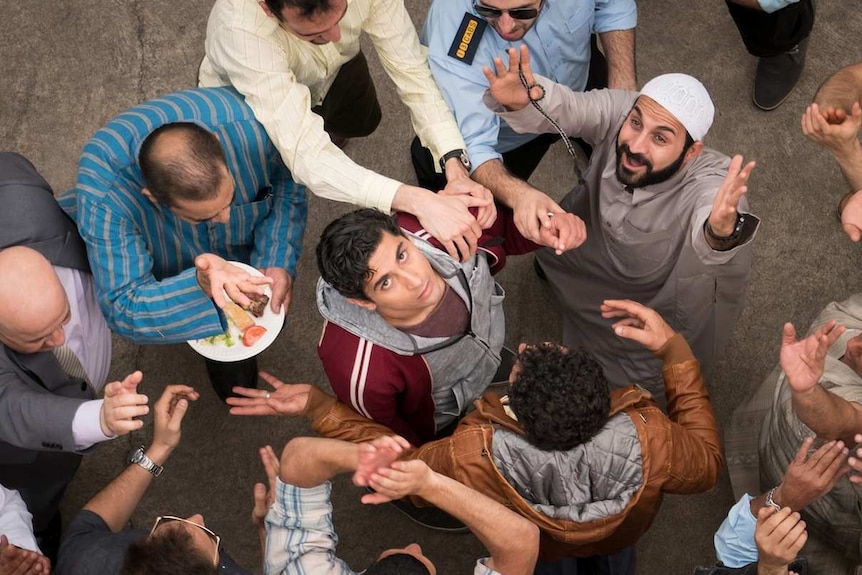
[265,480,499,574]
[59,87,307,343]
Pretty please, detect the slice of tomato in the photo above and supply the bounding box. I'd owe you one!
[242,325,267,347]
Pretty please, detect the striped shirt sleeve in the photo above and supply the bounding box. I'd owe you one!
[264,480,357,575]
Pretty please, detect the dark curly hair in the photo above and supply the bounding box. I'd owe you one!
[316,208,403,301]
[508,343,610,451]
[119,526,218,575]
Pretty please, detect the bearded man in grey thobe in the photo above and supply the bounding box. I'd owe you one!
[483,47,761,395]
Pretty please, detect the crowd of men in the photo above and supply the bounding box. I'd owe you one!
[1,0,861,573]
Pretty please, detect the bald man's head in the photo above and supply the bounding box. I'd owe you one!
[0,247,70,353]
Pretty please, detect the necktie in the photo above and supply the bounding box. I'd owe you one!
[52,344,90,387]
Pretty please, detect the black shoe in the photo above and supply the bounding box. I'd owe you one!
[388,497,469,532]
[205,356,258,402]
[753,37,809,111]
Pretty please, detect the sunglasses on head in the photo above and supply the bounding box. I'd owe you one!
[472,1,542,20]
[150,516,221,564]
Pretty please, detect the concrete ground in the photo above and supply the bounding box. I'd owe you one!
[2,0,862,573]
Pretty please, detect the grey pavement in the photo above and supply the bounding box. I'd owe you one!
[2,0,862,573]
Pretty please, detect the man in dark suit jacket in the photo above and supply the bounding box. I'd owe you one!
[0,153,148,563]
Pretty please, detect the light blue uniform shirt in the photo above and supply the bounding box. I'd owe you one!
[422,0,636,171]
[714,493,758,568]
[60,87,308,343]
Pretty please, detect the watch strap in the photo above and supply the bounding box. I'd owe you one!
[439,149,470,172]
[131,446,164,477]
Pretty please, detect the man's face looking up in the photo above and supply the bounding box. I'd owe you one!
[615,95,701,188]
[351,232,447,328]
[274,0,348,45]
[474,0,544,42]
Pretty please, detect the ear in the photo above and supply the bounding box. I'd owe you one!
[258,1,276,18]
[683,141,704,164]
[141,187,159,205]
[346,297,377,311]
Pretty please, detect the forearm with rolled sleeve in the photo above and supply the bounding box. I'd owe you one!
[366,0,465,163]
[203,25,400,211]
[249,160,308,275]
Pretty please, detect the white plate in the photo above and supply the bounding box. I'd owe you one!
[187,261,285,362]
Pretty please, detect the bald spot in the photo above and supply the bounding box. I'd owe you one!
[149,129,197,166]
[0,247,67,338]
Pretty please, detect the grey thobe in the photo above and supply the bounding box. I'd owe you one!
[488,80,760,395]
[759,295,862,563]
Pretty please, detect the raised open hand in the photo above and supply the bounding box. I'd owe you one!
[774,437,849,511]
[707,155,756,237]
[482,45,543,112]
[780,320,845,395]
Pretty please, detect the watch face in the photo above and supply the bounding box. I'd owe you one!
[129,447,144,464]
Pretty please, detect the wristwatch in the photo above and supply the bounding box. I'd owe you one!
[439,149,471,172]
[764,486,781,512]
[128,445,163,477]
[705,213,746,242]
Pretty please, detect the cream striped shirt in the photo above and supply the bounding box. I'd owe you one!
[199,0,465,212]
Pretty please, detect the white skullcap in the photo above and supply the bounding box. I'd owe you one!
[639,73,715,141]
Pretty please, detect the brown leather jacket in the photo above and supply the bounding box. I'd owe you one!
[303,334,723,558]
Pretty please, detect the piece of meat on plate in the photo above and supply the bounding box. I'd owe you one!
[243,292,270,317]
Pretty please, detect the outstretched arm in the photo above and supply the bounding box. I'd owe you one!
[603,299,723,492]
[83,385,198,531]
[364,459,539,575]
[780,321,862,444]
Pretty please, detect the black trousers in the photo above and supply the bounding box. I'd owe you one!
[726,0,815,58]
[411,35,609,192]
[312,51,382,138]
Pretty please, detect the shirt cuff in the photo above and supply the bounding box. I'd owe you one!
[359,173,401,212]
[714,493,758,568]
[757,0,799,13]
[72,400,113,451]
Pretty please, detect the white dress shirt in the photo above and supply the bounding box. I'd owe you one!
[199,0,466,211]
[54,266,114,451]
[0,485,40,553]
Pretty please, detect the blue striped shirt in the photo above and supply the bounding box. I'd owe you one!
[59,87,307,343]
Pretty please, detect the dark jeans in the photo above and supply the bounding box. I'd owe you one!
[725,0,815,57]
[312,51,381,138]
[411,35,608,192]
[534,546,636,575]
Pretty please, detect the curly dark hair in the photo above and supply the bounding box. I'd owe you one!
[316,208,403,301]
[119,526,218,575]
[508,343,610,451]
[264,0,335,20]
